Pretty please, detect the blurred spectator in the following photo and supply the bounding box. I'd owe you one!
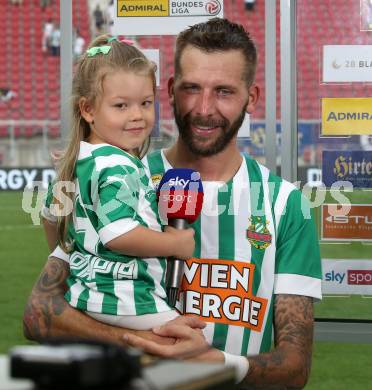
[93,5,105,34]
[9,0,23,4]
[244,0,256,11]
[0,88,17,103]
[40,0,52,10]
[73,29,85,59]
[360,135,372,151]
[105,0,115,34]
[42,19,54,53]
[50,24,61,56]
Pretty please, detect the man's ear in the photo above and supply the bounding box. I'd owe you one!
[245,84,260,114]
[168,77,175,107]
[79,97,94,124]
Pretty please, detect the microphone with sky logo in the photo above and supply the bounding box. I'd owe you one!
[157,168,204,306]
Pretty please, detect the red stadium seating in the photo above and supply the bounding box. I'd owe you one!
[0,0,370,138]
[0,0,90,137]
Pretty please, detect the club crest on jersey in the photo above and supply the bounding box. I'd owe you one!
[150,174,163,191]
[247,216,272,249]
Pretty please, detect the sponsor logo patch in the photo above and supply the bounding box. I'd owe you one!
[246,216,272,249]
[178,258,268,331]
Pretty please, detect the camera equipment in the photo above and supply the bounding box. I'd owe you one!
[10,339,141,389]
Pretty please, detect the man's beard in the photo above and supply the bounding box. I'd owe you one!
[174,104,247,157]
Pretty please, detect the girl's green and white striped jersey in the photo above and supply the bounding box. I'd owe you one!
[44,142,170,316]
[143,149,322,356]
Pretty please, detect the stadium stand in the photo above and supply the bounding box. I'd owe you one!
[0,0,371,143]
[0,0,90,139]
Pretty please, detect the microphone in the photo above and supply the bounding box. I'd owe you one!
[157,168,204,307]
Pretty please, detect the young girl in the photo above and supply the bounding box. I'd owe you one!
[41,35,194,330]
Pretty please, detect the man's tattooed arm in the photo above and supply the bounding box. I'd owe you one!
[238,294,314,390]
[23,257,70,341]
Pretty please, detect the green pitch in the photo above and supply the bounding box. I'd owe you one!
[0,191,371,389]
[0,191,49,353]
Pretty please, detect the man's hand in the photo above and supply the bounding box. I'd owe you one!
[185,347,224,363]
[125,316,209,359]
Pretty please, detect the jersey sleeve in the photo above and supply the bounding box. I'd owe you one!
[48,245,69,263]
[95,164,142,245]
[274,189,322,300]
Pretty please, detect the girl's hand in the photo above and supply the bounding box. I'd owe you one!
[165,225,195,260]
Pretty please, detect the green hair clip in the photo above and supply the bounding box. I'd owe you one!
[86,45,111,57]
[107,36,118,42]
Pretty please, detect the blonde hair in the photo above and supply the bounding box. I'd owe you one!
[54,35,157,252]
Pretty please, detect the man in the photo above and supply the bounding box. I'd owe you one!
[24,18,322,388]
[0,87,17,103]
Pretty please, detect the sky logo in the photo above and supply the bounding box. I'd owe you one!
[324,271,346,284]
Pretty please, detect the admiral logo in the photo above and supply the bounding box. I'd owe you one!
[327,112,372,122]
[118,0,222,17]
[348,270,372,285]
[118,0,168,16]
[321,98,372,135]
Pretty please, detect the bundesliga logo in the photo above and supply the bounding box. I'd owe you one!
[205,0,221,15]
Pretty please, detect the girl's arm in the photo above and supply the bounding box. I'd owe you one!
[23,257,175,346]
[106,225,195,260]
[42,217,58,252]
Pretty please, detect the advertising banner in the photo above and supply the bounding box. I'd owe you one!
[321,97,372,136]
[321,204,372,241]
[323,45,372,82]
[322,259,372,295]
[322,150,372,188]
[112,0,224,35]
[0,168,55,191]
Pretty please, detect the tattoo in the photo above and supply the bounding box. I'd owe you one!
[23,258,69,341]
[242,294,313,389]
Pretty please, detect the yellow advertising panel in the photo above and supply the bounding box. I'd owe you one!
[322,98,372,135]
[118,0,169,17]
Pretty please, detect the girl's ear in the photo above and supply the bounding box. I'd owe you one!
[79,97,94,124]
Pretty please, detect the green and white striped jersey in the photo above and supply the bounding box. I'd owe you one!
[47,142,170,316]
[143,149,322,356]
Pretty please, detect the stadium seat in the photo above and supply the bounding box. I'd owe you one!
[0,0,91,131]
